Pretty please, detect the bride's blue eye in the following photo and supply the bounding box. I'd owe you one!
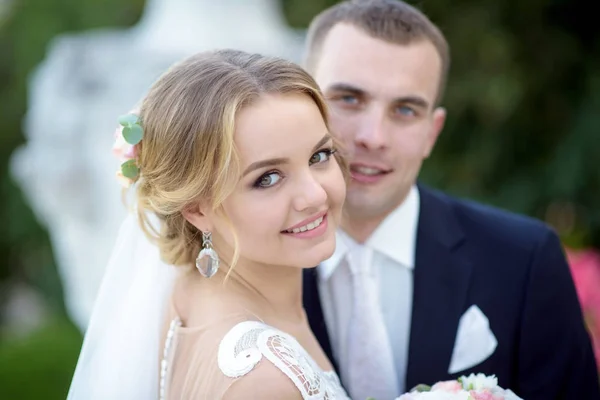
[310,148,336,165]
[254,171,282,189]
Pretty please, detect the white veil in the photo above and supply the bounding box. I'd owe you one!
[67,211,178,399]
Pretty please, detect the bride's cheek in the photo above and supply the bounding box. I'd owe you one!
[324,171,347,224]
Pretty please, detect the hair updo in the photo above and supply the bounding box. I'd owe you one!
[132,49,346,267]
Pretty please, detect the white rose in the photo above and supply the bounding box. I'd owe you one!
[459,373,498,390]
[396,391,471,400]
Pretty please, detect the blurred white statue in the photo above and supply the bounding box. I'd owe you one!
[11,0,304,331]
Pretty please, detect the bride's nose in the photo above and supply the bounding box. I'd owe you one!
[292,171,328,212]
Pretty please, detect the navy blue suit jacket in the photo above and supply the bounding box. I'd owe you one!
[303,184,600,399]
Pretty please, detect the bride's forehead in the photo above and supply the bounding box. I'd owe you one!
[233,96,327,159]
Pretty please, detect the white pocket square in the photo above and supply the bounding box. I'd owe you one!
[448,305,498,374]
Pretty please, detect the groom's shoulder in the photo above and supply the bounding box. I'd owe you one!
[421,185,555,247]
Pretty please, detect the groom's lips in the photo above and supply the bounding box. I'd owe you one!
[350,163,392,184]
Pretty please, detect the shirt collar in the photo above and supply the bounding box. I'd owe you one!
[319,185,420,281]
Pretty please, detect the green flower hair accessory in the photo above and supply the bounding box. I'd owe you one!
[112,110,143,187]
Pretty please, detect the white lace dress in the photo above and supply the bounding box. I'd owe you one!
[160,317,350,399]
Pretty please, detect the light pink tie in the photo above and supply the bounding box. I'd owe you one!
[345,245,399,400]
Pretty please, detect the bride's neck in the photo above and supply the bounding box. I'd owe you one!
[211,259,305,323]
[186,259,306,326]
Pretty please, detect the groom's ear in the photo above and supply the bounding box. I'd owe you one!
[182,202,212,232]
[423,106,446,158]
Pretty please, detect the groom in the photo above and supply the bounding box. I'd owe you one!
[301,1,600,399]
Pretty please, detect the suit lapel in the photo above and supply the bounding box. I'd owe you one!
[302,268,338,373]
[406,185,473,389]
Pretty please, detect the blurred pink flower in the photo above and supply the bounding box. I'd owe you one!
[112,126,138,162]
[469,391,493,400]
[469,391,504,400]
[432,381,463,392]
[566,247,600,369]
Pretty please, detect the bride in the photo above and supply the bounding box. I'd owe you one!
[67,49,350,399]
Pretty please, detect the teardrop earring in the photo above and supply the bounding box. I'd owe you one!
[195,231,219,278]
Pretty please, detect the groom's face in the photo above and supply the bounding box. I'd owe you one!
[312,23,446,222]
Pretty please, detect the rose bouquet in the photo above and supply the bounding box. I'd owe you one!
[378,373,523,400]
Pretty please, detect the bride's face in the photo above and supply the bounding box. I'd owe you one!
[212,93,346,269]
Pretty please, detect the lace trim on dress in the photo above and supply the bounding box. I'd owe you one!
[217,321,349,400]
[217,321,265,378]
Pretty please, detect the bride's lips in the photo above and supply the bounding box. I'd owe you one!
[350,163,392,184]
[281,211,328,239]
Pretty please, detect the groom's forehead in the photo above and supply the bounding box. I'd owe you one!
[314,23,426,77]
[315,24,375,64]
[314,28,441,104]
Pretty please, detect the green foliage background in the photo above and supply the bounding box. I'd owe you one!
[0,0,597,398]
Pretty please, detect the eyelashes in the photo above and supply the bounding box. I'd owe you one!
[252,147,337,190]
[254,171,282,189]
[309,148,337,166]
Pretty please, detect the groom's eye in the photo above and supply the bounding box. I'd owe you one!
[340,95,359,105]
[395,105,417,117]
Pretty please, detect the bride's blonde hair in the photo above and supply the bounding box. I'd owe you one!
[133,49,346,267]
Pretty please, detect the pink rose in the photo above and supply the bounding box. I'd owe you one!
[432,380,463,392]
[469,390,504,400]
[112,126,138,162]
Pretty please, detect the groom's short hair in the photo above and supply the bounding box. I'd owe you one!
[304,0,450,103]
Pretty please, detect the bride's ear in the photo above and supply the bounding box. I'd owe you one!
[182,202,213,232]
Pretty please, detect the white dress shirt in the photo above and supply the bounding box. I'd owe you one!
[318,186,420,393]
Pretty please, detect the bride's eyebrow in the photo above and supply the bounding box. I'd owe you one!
[241,133,331,177]
[312,133,332,151]
[242,157,288,177]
